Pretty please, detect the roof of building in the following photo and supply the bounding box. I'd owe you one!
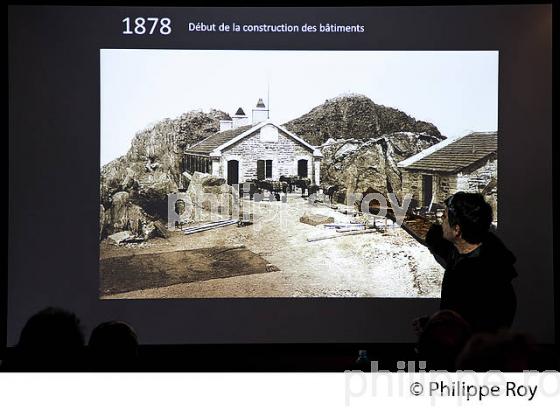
[186,125,253,155]
[185,120,321,157]
[256,98,266,108]
[234,107,246,116]
[398,132,497,173]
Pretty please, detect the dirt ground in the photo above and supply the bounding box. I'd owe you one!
[100,193,443,298]
[100,246,278,296]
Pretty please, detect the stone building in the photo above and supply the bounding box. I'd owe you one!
[397,132,498,220]
[184,99,322,185]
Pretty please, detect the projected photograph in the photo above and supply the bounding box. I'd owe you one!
[99,49,498,299]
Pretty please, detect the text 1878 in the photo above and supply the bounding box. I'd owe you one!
[122,17,172,35]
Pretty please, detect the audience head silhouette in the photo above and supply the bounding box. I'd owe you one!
[456,331,545,371]
[89,320,139,370]
[15,306,85,370]
[416,310,472,371]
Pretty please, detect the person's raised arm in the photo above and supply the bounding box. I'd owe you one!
[425,223,454,268]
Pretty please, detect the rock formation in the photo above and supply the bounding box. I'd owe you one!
[100,109,230,238]
[179,171,238,224]
[319,132,443,200]
[283,94,445,200]
[283,94,442,146]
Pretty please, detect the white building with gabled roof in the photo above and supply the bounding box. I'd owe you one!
[184,99,322,185]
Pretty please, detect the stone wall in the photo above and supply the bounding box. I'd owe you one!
[219,127,316,182]
[456,158,497,192]
[402,171,457,207]
[433,174,458,205]
[457,158,498,221]
[401,171,422,207]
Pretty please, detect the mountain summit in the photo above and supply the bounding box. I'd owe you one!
[283,94,443,146]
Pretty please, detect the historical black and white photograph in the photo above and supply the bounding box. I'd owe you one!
[99,49,498,299]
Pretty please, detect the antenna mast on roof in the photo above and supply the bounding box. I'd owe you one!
[267,79,270,120]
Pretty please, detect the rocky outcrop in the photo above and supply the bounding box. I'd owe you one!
[320,133,443,200]
[179,172,239,223]
[100,109,230,239]
[100,190,156,239]
[283,95,445,201]
[283,94,442,146]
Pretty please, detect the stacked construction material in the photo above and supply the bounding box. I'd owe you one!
[183,219,238,235]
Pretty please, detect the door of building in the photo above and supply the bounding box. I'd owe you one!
[298,159,308,178]
[422,174,433,207]
[227,160,239,185]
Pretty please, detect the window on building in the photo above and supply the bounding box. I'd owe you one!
[257,160,265,180]
[257,159,273,180]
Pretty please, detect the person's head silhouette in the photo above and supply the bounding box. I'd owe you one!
[89,321,139,370]
[416,310,472,371]
[16,306,85,370]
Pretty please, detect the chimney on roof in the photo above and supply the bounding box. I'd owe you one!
[219,119,233,132]
[252,98,269,125]
[232,107,249,129]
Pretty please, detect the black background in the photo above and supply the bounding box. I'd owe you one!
[7,5,554,349]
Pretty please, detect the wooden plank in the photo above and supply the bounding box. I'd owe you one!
[336,227,366,233]
[183,221,237,234]
[181,219,234,231]
[183,220,238,235]
[307,229,377,242]
[324,223,365,228]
